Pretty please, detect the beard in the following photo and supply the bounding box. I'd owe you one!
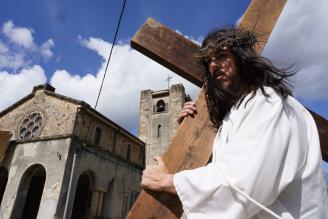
[209,71,244,104]
[204,71,245,128]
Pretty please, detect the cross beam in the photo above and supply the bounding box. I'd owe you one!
[127,0,328,218]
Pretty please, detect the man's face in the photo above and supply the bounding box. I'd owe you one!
[206,47,239,90]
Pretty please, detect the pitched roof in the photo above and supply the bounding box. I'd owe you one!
[0,84,144,145]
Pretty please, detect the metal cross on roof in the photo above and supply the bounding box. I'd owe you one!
[165,75,173,90]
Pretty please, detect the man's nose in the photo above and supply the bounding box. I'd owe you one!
[209,58,217,74]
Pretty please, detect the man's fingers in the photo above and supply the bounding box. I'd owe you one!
[184,101,195,105]
[179,111,188,117]
[183,103,196,112]
[180,109,196,118]
[140,178,150,189]
[177,101,197,124]
[183,108,196,115]
[181,102,196,114]
[177,109,196,124]
[143,164,159,175]
[184,101,196,107]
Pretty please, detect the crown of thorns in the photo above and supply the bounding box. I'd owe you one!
[196,28,258,59]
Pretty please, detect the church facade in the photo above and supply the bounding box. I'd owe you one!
[0,84,144,219]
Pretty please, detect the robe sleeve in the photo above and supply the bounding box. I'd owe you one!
[173,88,308,219]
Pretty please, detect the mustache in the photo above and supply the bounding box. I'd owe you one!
[207,78,237,105]
[206,72,245,105]
[212,68,224,78]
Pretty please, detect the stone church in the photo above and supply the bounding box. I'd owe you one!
[0,84,145,219]
[138,84,190,164]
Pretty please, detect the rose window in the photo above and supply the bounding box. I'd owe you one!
[18,112,44,140]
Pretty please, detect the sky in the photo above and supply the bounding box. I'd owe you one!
[0,0,328,171]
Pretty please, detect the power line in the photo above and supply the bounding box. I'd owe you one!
[95,0,127,109]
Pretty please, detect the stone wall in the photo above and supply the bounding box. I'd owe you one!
[0,138,71,219]
[73,108,145,167]
[138,84,187,165]
[138,89,152,144]
[0,84,144,168]
[0,88,78,141]
[0,137,143,219]
[55,138,142,219]
[0,84,145,218]
[73,108,116,151]
[169,84,187,138]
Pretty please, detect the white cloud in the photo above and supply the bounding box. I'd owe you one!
[0,51,26,70]
[78,36,110,60]
[0,41,8,53]
[0,38,27,70]
[41,38,55,60]
[51,37,200,132]
[0,65,47,110]
[2,20,35,49]
[263,0,328,99]
[51,69,99,105]
[0,21,55,70]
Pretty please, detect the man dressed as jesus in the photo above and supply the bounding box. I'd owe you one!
[141,27,328,219]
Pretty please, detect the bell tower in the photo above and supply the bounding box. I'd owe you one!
[138,84,190,164]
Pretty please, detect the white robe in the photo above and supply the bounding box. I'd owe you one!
[174,87,328,219]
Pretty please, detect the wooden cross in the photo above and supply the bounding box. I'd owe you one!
[127,0,328,218]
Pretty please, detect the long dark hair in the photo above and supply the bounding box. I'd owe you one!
[199,28,297,129]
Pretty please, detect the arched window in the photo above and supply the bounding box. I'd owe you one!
[11,164,46,219]
[157,125,161,138]
[126,144,131,160]
[71,171,95,219]
[0,166,8,205]
[156,100,166,112]
[93,126,102,146]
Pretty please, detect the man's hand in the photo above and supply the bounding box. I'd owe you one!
[177,101,197,124]
[141,156,176,194]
